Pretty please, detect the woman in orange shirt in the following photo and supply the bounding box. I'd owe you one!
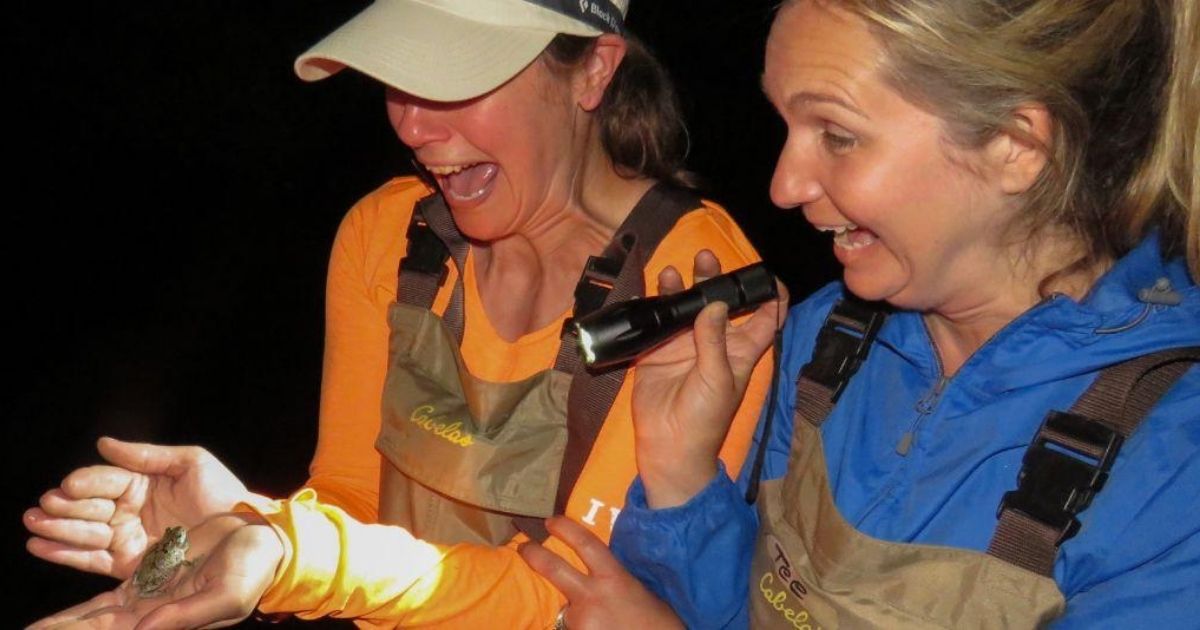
[25,0,775,627]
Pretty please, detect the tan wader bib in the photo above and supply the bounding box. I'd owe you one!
[373,185,696,546]
[376,302,572,545]
[749,417,1065,629]
[746,300,1197,629]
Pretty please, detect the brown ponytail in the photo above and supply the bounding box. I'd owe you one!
[544,33,698,190]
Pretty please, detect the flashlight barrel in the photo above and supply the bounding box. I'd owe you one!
[574,262,777,369]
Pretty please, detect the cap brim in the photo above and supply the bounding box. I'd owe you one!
[295,1,555,102]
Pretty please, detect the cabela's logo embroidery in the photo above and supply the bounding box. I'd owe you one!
[768,534,810,600]
[409,405,474,447]
[756,534,824,629]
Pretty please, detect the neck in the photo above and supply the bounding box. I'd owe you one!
[924,231,1109,375]
[473,129,655,341]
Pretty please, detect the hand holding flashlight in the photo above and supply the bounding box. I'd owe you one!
[574,262,778,369]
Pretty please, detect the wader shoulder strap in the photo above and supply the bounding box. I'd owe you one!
[515,183,700,541]
[396,193,470,343]
[795,297,888,427]
[744,297,887,503]
[988,346,1199,576]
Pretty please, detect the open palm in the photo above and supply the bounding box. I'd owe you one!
[26,438,253,579]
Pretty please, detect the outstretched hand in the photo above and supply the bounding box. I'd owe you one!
[632,251,787,508]
[28,512,283,630]
[519,516,683,630]
[25,437,253,579]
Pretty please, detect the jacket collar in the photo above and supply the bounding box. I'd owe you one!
[872,234,1199,397]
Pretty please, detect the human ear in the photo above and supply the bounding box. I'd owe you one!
[576,34,627,111]
[988,103,1053,195]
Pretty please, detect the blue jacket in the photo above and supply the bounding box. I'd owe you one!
[611,235,1200,629]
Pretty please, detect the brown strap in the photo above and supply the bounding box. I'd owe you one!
[794,297,888,429]
[514,183,698,541]
[744,298,886,504]
[988,347,1198,576]
[987,510,1065,577]
[396,193,469,344]
[794,379,837,430]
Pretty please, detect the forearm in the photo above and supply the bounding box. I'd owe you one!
[250,491,565,627]
[612,468,757,629]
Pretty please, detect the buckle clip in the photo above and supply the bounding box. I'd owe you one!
[564,256,623,336]
[800,300,886,402]
[399,217,450,284]
[998,410,1124,544]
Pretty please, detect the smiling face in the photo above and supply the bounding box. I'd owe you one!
[386,56,585,242]
[764,0,1022,313]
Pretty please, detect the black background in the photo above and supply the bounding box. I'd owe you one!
[10,1,838,625]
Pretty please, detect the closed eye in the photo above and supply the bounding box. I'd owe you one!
[822,129,857,153]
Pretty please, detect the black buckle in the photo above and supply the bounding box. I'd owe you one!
[399,216,450,284]
[800,299,886,402]
[998,411,1124,544]
[572,255,623,319]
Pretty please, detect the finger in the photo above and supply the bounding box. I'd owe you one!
[726,284,789,380]
[543,516,626,577]
[655,265,685,295]
[27,536,116,575]
[60,465,140,502]
[693,302,734,385]
[39,490,118,522]
[732,282,789,350]
[25,507,115,549]
[98,437,200,478]
[691,249,722,283]
[28,590,125,628]
[517,539,590,600]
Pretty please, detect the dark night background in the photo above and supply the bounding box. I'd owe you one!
[10,1,838,625]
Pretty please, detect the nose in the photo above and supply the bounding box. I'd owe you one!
[769,135,824,209]
[386,91,450,148]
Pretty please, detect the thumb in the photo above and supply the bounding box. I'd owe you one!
[98,437,194,478]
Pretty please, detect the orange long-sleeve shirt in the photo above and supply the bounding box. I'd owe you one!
[251,177,773,627]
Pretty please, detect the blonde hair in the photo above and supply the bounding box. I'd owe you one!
[820,0,1199,280]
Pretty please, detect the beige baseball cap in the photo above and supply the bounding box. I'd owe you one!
[295,0,630,102]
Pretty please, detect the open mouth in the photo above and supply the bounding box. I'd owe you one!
[424,162,499,203]
[816,222,878,250]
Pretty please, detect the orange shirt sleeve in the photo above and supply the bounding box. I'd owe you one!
[257,184,773,628]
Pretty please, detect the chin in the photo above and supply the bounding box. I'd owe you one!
[842,269,910,308]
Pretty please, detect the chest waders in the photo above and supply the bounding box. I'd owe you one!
[375,183,698,545]
[747,298,1198,628]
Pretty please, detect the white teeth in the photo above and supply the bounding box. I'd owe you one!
[815,223,858,236]
[424,163,475,176]
[814,222,874,250]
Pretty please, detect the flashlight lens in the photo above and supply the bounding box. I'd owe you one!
[576,324,597,365]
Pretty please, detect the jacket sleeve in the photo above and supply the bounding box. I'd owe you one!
[612,466,757,630]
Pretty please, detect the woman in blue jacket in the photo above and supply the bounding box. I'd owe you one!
[518,0,1199,627]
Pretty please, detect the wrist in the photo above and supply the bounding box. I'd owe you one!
[639,459,719,509]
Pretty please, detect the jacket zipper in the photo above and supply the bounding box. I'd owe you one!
[894,296,1062,456]
[896,375,948,455]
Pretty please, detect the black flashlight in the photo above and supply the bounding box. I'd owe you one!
[574,262,778,370]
